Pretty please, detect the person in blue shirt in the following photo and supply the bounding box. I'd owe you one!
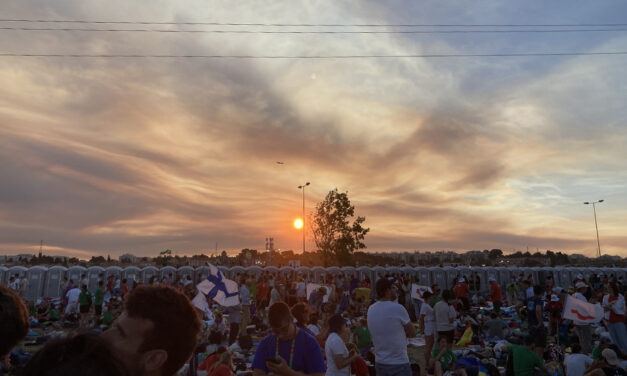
[253,302,325,376]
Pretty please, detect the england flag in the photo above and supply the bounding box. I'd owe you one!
[196,264,240,307]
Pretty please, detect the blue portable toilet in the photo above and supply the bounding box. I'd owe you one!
[142,266,159,284]
[43,265,67,298]
[87,266,105,291]
[26,265,47,301]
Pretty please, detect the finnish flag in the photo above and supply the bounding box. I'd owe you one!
[196,264,240,307]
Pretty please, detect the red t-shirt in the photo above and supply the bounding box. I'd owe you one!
[198,354,218,371]
[490,283,502,302]
[352,357,369,376]
[209,364,232,376]
[257,283,268,302]
[455,283,469,299]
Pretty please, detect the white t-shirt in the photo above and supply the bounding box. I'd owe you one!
[325,332,350,376]
[297,282,307,297]
[367,300,410,365]
[434,301,456,332]
[565,353,593,376]
[66,288,81,303]
[307,324,320,336]
[419,302,435,335]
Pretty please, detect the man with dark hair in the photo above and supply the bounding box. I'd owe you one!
[0,285,29,372]
[102,285,201,376]
[252,302,325,376]
[23,333,130,376]
[367,278,415,376]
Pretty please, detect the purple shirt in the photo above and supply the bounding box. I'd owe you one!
[252,327,326,374]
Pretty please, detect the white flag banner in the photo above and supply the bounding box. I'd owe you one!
[411,284,432,301]
[196,264,240,307]
[562,295,604,323]
[306,283,331,303]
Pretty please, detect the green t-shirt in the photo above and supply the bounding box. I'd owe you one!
[507,344,543,376]
[592,346,602,360]
[49,308,59,321]
[353,325,372,349]
[94,287,104,306]
[102,312,114,327]
[78,291,91,306]
[250,282,257,298]
[429,296,443,307]
[431,348,456,370]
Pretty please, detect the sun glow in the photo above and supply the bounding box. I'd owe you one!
[293,218,303,229]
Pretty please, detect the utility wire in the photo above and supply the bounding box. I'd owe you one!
[2,26,627,34]
[1,19,627,27]
[1,51,626,58]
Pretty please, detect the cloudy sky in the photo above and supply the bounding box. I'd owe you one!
[1,1,626,259]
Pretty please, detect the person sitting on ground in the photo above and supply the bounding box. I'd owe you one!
[252,302,325,376]
[325,314,360,376]
[483,311,508,340]
[584,349,627,376]
[504,335,547,376]
[565,343,593,376]
[199,346,228,373]
[352,317,372,353]
[430,336,457,376]
[592,335,623,361]
[102,285,201,376]
[22,333,130,376]
[208,351,234,376]
[0,285,29,374]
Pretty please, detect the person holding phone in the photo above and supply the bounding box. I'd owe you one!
[325,314,360,376]
[252,302,325,376]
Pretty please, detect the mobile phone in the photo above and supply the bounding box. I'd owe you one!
[266,358,281,364]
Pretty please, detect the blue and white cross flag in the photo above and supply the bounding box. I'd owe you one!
[196,264,240,307]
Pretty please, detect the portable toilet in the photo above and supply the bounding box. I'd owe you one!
[25,265,47,300]
[431,267,447,290]
[415,267,431,286]
[87,266,105,291]
[105,266,123,282]
[470,267,488,293]
[495,267,511,287]
[177,266,195,284]
[229,266,245,281]
[280,266,294,281]
[342,266,356,280]
[43,265,67,298]
[8,265,28,282]
[142,266,159,284]
[246,266,264,280]
[194,266,210,285]
[122,266,141,286]
[0,266,8,285]
[159,266,177,283]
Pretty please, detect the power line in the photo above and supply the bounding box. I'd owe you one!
[1,51,626,58]
[2,26,627,34]
[1,19,627,27]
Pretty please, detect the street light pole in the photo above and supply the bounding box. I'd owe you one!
[298,182,310,254]
[584,199,604,258]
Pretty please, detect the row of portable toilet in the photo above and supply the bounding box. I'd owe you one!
[2,265,626,300]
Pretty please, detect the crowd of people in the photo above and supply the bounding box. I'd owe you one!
[2,269,627,376]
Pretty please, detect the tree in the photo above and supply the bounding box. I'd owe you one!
[311,189,369,266]
[488,249,503,260]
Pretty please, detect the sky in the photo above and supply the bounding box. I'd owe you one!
[1,1,626,259]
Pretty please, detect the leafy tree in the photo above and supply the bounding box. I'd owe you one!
[311,189,369,266]
[488,249,503,260]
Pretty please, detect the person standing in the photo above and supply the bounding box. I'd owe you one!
[525,285,546,357]
[78,284,92,328]
[419,291,436,368]
[573,282,593,354]
[227,305,242,346]
[240,279,251,337]
[489,276,502,313]
[454,278,469,311]
[434,290,457,344]
[93,281,105,323]
[602,283,627,354]
[367,278,415,376]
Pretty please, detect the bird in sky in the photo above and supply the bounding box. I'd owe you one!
[276,161,284,165]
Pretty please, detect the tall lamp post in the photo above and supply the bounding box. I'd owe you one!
[584,199,604,258]
[298,182,310,254]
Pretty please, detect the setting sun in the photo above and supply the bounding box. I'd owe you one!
[293,218,303,229]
